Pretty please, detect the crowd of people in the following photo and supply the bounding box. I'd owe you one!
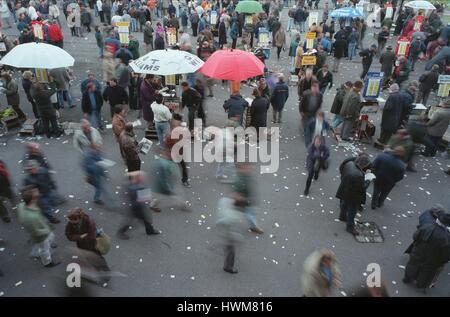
[0,0,449,296]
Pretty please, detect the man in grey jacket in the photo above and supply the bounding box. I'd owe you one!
[49,67,74,108]
[73,119,103,153]
[422,98,450,157]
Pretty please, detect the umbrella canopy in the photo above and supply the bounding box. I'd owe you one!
[235,0,264,14]
[330,7,364,19]
[405,1,436,10]
[0,42,75,69]
[129,49,204,75]
[199,49,265,81]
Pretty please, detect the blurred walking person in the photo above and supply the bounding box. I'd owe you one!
[17,186,60,268]
[117,171,161,240]
[216,193,248,274]
[302,249,342,296]
[304,135,330,196]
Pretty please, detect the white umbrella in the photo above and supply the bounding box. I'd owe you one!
[0,42,75,69]
[129,49,204,75]
[404,1,436,11]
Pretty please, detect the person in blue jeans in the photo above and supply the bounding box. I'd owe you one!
[347,29,358,60]
[151,94,172,148]
[82,144,107,205]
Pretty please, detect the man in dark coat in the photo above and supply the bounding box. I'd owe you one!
[270,75,289,123]
[181,81,203,131]
[379,45,396,88]
[304,135,329,196]
[249,88,270,138]
[404,210,450,289]
[399,83,417,129]
[371,147,406,210]
[30,81,60,138]
[82,83,104,130]
[218,19,227,48]
[417,64,440,107]
[336,154,372,235]
[359,44,377,80]
[223,91,249,127]
[332,36,347,72]
[300,81,322,143]
[376,84,403,145]
[102,78,128,118]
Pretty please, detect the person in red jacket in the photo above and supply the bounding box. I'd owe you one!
[47,20,64,48]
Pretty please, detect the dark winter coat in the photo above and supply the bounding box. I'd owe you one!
[250,96,270,128]
[379,50,396,76]
[335,159,366,205]
[330,85,347,114]
[340,89,360,120]
[270,82,289,110]
[218,22,227,45]
[120,130,140,161]
[23,167,55,197]
[381,91,403,132]
[418,69,439,93]
[300,90,323,117]
[0,162,12,199]
[333,39,347,59]
[372,152,405,186]
[306,143,329,173]
[306,118,330,146]
[30,83,57,117]
[316,69,333,90]
[223,94,249,120]
[65,214,97,252]
[399,90,415,128]
[405,223,450,288]
[102,85,128,108]
[154,35,165,50]
[140,80,157,122]
[81,90,104,114]
[3,79,20,106]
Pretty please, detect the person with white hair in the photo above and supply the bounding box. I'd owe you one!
[28,1,39,20]
[73,119,103,154]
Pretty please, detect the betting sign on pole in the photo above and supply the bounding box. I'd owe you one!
[32,21,44,40]
[308,12,318,28]
[209,11,218,26]
[395,36,410,57]
[34,68,49,82]
[437,75,450,98]
[363,72,384,99]
[413,15,424,32]
[302,56,317,66]
[306,32,316,50]
[116,22,130,44]
[166,27,177,46]
[258,28,269,48]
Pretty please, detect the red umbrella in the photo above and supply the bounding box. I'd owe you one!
[199,49,265,81]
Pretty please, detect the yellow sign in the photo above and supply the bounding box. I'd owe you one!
[437,83,450,97]
[306,32,316,49]
[259,32,269,46]
[166,27,177,46]
[35,68,49,82]
[366,78,381,97]
[306,32,316,39]
[119,33,129,44]
[117,22,130,44]
[245,15,253,25]
[32,24,44,40]
[397,41,409,56]
[165,74,176,86]
[302,56,316,66]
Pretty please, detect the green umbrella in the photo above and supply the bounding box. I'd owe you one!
[235,0,263,14]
